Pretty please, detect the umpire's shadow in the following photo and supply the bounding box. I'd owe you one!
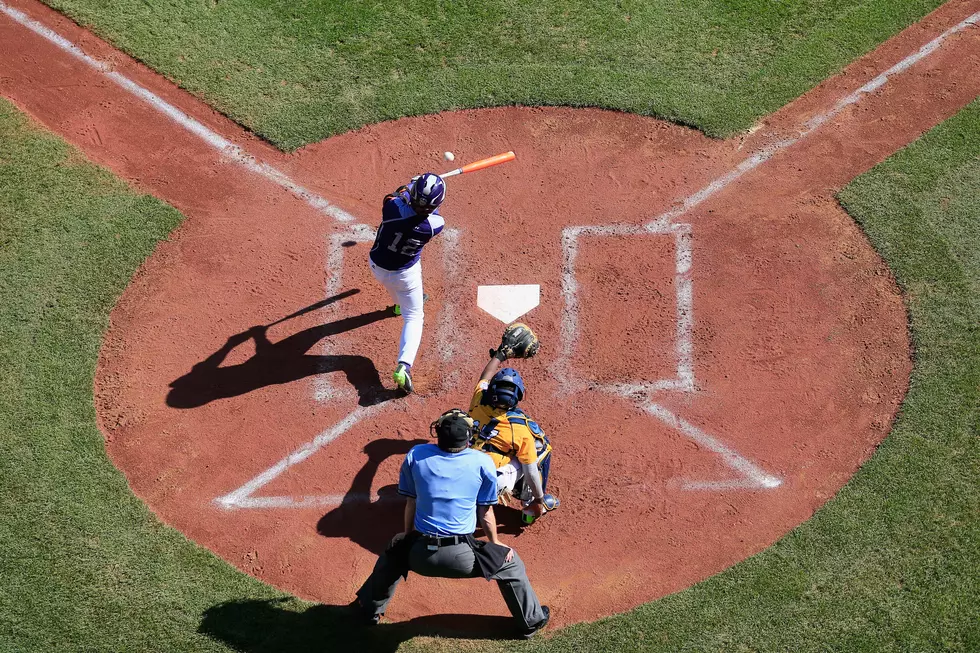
[199,598,514,651]
[317,438,426,555]
[167,290,402,409]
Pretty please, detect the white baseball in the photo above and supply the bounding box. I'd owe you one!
[443,151,455,162]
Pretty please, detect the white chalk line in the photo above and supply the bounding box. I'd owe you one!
[435,228,466,392]
[554,9,979,490]
[559,221,694,393]
[215,404,386,509]
[313,227,378,403]
[0,1,411,508]
[645,404,782,489]
[639,9,980,232]
[225,492,398,510]
[560,222,780,489]
[0,1,359,225]
[226,227,466,509]
[316,226,463,400]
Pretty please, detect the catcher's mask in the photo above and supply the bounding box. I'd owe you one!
[430,408,477,452]
[486,368,525,409]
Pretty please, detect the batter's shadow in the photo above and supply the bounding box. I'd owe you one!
[317,438,427,555]
[167,290,403,409]
[199,598,516,651]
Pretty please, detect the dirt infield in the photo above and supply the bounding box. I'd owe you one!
[2,0,979,629]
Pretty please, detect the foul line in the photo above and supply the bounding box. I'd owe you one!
[561,7,980,360]
[0,1,409,507]
[639,9,980,231]
[0,1,359,225]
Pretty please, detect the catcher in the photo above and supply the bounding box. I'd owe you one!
[469,323,559,525]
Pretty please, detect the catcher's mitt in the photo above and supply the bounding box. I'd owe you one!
[490,322,540,361]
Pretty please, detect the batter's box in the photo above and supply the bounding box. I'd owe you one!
[562,222,694,394]
[315,225,466,401]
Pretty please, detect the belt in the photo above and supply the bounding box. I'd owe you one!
[420,534,469,547]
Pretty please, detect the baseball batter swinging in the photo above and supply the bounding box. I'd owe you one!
[369,173,446,393]
[469,324,559,524]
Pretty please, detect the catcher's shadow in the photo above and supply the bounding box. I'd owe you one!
[317,437,427,555]
[167,293,401,409]
[198,598,515,651]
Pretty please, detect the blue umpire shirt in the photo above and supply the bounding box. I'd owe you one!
[398,443,498,536]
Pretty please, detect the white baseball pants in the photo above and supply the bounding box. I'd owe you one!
[370,259,424,367]
[496,459,523,497]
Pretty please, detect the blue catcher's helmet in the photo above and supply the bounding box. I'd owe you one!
[486,367,526,409]
[409,173,446,213]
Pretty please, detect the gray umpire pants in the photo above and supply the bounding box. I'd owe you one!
[356,537,547,630]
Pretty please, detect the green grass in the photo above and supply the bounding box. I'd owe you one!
[0,99,296,652]
[42,0,945,149]
[2,83,978,650]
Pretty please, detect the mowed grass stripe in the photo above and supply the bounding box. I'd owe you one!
[42,0,944,149]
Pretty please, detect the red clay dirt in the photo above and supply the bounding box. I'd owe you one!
[2,0,980,630]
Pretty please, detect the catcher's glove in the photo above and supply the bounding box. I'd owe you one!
[490,323,540,361]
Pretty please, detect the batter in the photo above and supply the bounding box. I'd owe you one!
[369,172,446,393]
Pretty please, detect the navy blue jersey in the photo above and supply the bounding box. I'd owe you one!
[369,186,445,271]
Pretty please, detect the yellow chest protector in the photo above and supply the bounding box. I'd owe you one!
[469,389,550,469]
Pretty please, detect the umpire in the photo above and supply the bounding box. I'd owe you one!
[353,408,550,638]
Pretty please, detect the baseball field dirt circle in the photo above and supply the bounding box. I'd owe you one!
[94,106,911,627]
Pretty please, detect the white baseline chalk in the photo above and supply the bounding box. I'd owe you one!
[643,9,980,230]
[314,227,378,403]
[560,221,693,391]
[0,1,360,225]
[215,404,385,509]
[645,404,782,489]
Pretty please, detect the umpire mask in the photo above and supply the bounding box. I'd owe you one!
[431,409,476,452]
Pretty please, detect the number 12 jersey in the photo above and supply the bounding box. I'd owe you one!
[369,185,445,271]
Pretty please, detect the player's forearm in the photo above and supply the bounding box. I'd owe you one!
[477,504,502,545]
[403,498,416,533]
[479,356,502,383]
[522,463,545,501]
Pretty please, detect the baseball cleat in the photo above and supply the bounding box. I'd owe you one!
[393,362,414,394]
[521,606,550,638]
[347,599,380,626]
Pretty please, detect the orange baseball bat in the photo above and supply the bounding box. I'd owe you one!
[441,151,515,178]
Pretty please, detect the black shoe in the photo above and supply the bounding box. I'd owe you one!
[347,599,380,626]
[521,606,550,639]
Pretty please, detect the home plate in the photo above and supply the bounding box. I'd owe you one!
[477,284,540,323]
